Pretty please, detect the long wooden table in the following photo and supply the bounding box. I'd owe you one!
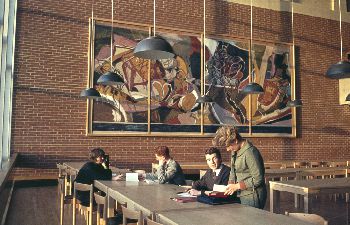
[265,166,350,180]
[95,180,315,225]
[270,177,350,214]
[94,180,210,218]
[155,204,314,225]
[62,161,130,174]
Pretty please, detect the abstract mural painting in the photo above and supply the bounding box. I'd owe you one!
[203,37,250,135]
[250,42,294,135]
[87,19,296,137]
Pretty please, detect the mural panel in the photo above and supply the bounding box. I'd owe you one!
[87,19,296,137]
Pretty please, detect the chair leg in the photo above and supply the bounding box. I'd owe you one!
[60,194,64,225]
[73,198,76,225]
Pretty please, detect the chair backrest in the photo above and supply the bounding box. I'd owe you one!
[285,211,328,225]
[94,192,107,225]
[121,205,143,225]
[293,161,310,168]
[145,218,163,225]
[73,182,94,225]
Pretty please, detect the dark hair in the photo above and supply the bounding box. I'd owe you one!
[205,147,222,160]
[89,148,106,161]
[155,146,170,158]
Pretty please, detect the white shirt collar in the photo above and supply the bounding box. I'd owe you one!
[214,164,223,176]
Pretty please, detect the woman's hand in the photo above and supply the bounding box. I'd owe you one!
[224,183,240,195]
[112,174,124,181]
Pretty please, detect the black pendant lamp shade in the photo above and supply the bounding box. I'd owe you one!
[80,88,101,99]
[133,36,175,60]
[346,93,350,101]
[326,60,350,79]
[196,95,214,104]
[287,99,302,107]
[97,71,124,87]
[242,82,264,94]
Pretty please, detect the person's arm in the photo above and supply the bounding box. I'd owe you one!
[157,160,177,184]
[192,171,208,190]
[239,148,265,190]
[145,172,158,180]
[219,166,231,185]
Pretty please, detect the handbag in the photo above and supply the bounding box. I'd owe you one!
[197,193,240,205]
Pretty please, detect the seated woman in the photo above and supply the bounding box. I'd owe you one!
[188,147,230,196]
[141,146,186,185]
[74,148,122,206]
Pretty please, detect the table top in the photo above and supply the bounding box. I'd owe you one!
[95,180,212,217]
[156,204,314,225]
[266,166,349,174]
[270,177,350,190]
[63,161,130,174]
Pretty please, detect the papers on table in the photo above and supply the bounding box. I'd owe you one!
[177,192,197,198]
[126,173,139,182]
[213,184,227,192]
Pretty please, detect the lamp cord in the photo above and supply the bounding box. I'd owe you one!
[338,0,342,60]
[153,0,156,36]
[111,0,114,69]
[203,0,206,96]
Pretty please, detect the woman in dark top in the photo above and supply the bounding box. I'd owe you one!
[189,147,230,196]
[75,148,121,206]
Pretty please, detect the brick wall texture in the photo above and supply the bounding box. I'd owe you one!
[11,0,350,178]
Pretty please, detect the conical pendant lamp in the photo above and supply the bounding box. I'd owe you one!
[133,0,174,60]
[287,0,302,108]
[326,0,350,79]
[80,88,101,99]
[99,0,125,87]
[97,71,124,87]
[80,0,101,99]
[243,0,264,95]
[287,99,302,107]
[242,82,264,94]
[195,0,213,104]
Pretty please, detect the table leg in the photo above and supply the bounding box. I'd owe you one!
[303,194,310,213]
[270,187,280,213]
[294,194,300,208]
[107,195,116,217]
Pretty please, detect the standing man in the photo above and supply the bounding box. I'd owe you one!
[212,126,267,209]
[188,147,230,196]
[142,146,186,185]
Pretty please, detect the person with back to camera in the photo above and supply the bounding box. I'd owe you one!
[140,146,186,185]
[74,148,123,206]
[212,126,267,209]
[188,147,230,196]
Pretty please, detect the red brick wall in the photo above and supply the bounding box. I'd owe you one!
[11,0,350,179]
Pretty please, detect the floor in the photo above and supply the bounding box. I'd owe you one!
[4,180,350,225]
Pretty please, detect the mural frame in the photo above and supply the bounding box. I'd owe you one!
[85,18,296,137]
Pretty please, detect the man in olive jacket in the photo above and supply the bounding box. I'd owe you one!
[213,126,267,209]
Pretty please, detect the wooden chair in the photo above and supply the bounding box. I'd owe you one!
[94,192,107,225]
[145,218,163,225]
[73,182,94,225]
[121,205,143,225]
[293,161,310,168]
[285,211,328,225]
[58,176,73,225]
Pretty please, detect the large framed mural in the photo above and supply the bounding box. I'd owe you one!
[86,19,296,137]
